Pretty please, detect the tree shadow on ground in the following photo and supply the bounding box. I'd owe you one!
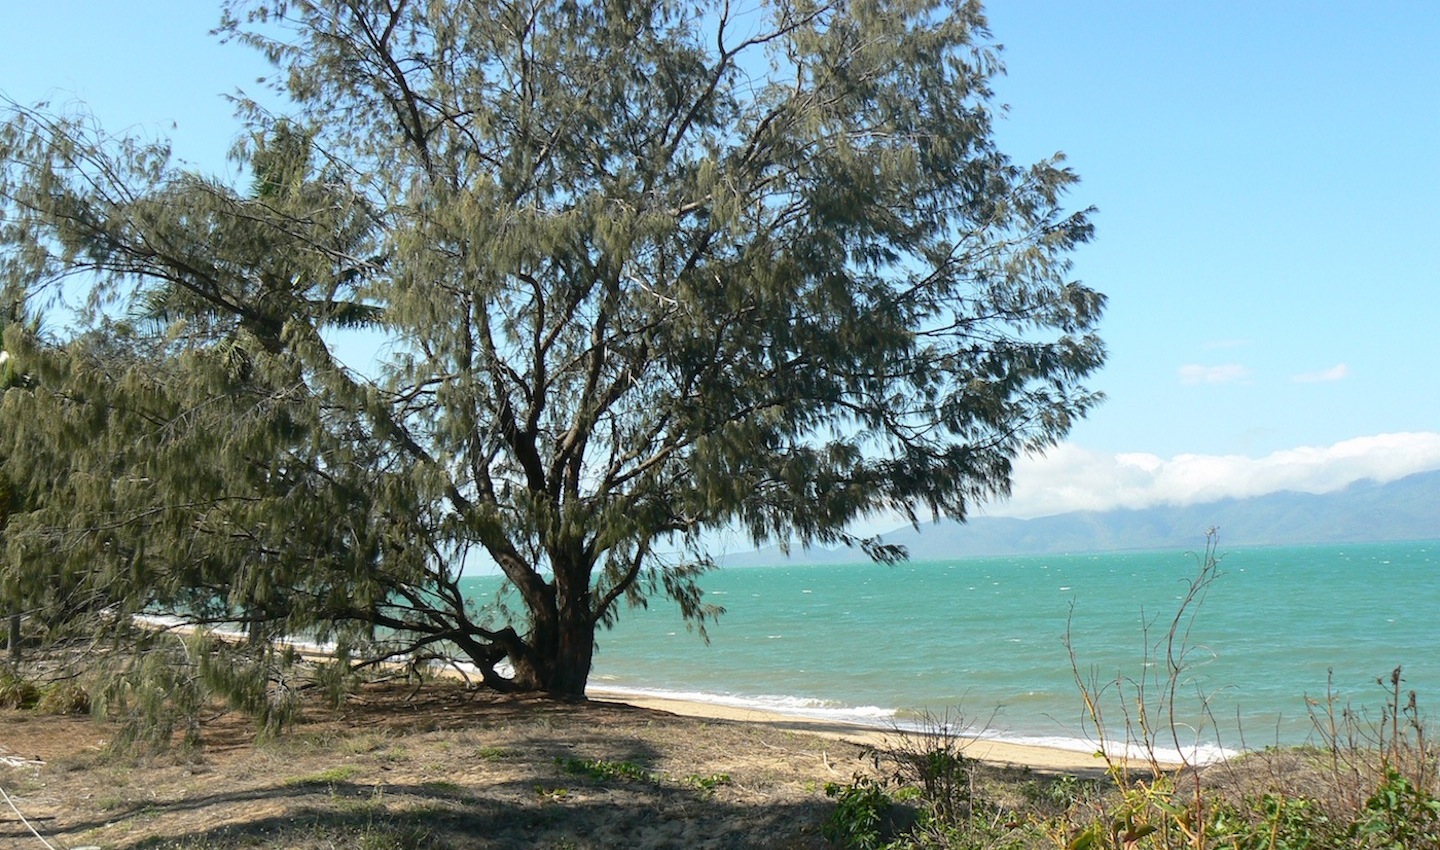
[10,682,850,849]
[111,777,836,850]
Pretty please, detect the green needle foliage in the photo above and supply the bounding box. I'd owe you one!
[0,0,1103,702]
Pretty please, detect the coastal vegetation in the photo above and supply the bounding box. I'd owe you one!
[816,677,1440,850]
[0,0,1103,703]
[0,535,1434,847]
[1,666,1436,848]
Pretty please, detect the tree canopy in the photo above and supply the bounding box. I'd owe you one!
[0,0,1103,700]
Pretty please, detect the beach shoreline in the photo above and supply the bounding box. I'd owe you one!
[589,686,1140,773]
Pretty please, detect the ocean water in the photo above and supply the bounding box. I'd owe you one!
[461,541,1440,759]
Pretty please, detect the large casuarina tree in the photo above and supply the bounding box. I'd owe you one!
[0,0,1104,698]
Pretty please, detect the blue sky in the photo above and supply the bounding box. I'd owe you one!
[5,2,1439,519]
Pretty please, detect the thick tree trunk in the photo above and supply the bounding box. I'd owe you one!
[504,614,595,698]
[546,617,595,699]
[500,557,596,698]
[549,553,596,699]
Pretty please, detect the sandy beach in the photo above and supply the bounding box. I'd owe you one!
[591,688,1115,774]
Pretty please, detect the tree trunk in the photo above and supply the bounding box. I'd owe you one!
[504,615,594,698]
[481,548,597,697]
[7,613,18,666]
[546,614,595,699]
[548,553,596,699]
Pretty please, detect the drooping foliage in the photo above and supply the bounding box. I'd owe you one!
[0,0,1104,699]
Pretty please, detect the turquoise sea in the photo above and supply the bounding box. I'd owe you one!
[461,541,1440,760]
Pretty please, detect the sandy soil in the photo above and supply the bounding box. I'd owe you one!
[0,681,1102,849]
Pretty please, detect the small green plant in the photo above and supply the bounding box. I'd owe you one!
[342,731,397,755]
[1029,773,1102,813]
[355,825,433,850]
[337,783,388,815]
[476,745,511,761]
[557,756,658,784]
[1056,531,1226,849]
[1305,664,1440,827]
[1056,779,1165,850]
[534,785,569,802]
[1068,530,1227,784]
[823,774,893,850]
[347,804,436,850]
[686,771,734,792]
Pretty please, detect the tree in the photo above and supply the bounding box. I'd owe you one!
[0,314,19,665]
[0,0,1104,699]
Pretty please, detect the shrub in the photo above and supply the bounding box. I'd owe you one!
[823,775,894,850]
[1350,769,1440,848]
[36,680,91,715]
[0,671,40,709]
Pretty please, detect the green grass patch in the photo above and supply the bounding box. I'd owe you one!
[557,756,658,784]
[284,765,361,787]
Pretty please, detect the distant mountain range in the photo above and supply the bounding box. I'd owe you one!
[724,469,1440,566]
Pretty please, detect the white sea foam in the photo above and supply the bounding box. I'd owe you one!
[587,684,899,727]
[966,731,1238,766]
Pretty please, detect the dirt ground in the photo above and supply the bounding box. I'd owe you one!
[1,680,888,849]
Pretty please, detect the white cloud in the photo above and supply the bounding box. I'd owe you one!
[1178,363,1251,385]
[989,432,1440,519]
[1293,363,1350,383]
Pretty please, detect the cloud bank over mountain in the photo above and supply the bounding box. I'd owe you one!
[727,465,1440,567]
[991,432,1440,519]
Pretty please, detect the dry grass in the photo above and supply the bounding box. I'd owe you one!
[1,679,876,849]
[3,671,1436,849]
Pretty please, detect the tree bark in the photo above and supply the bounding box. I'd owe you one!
[501,586,596,699]
[504,625,593,697]
[7,613,19,666]
[546,615,595,699]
